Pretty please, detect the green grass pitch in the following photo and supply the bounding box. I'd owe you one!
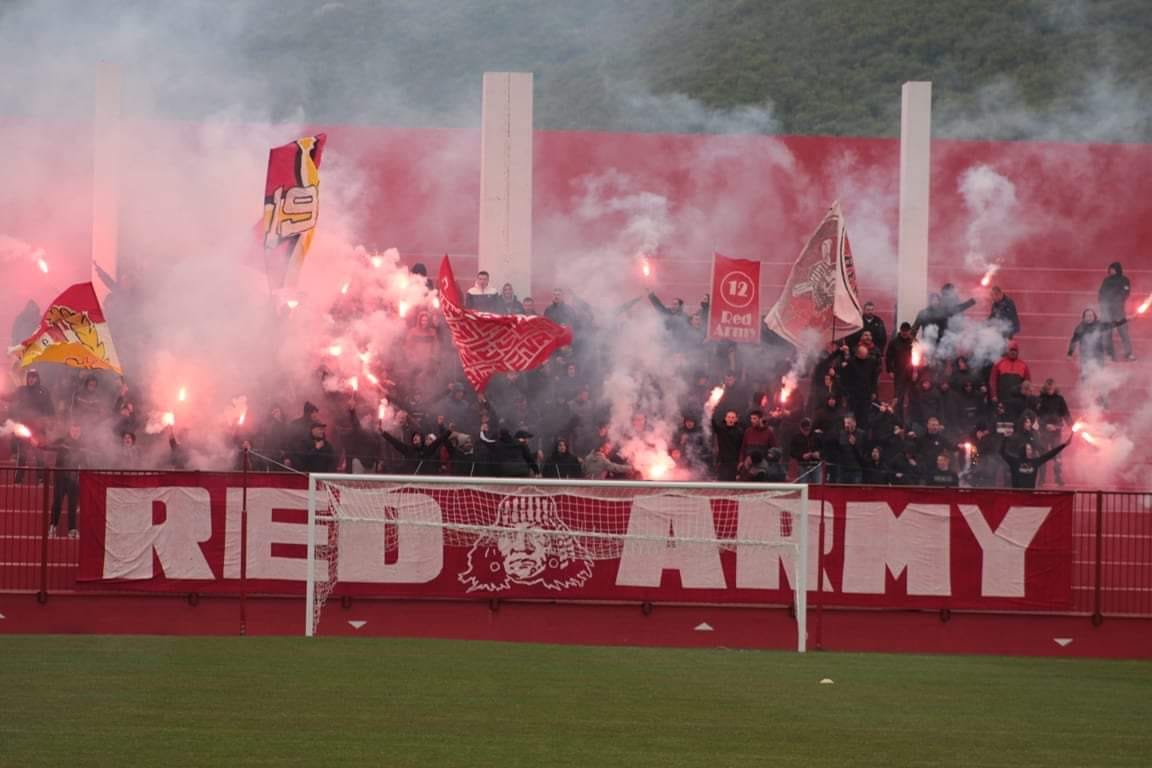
[2,636,1149,767]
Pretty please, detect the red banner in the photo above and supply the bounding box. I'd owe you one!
[262,134,326,290]
[78,473,1073,611]
[16,282,122,374]
[706,253,761,344]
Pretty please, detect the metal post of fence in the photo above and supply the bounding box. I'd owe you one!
[1092,489,1104,626]
[239,447,250,636]
[37,470,50,603]
[814,463,827,651]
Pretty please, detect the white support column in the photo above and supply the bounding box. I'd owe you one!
[896,81,932,327]
[91,62,121,302]
[478,72,534,297]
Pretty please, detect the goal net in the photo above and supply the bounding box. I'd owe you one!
[306,475,809,650]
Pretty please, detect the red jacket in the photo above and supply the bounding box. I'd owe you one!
[740,424,777,462]
[990,357,1031,400]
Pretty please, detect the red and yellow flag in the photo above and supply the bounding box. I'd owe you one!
[15,282,122,374]
[262,134,326,290]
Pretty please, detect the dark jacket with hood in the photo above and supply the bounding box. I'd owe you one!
[1098,262,1131,321]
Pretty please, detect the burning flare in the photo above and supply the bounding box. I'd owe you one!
[363,371,380,387]
[370,255,383,269]
[706,386,725,409]
[1137,293,1152,315]
[1071,421,1084,433]
[778,373,797,404]
[980,267,998,288]
[161,412,176,427]
[177,387,187,403]
[340,281,350,295]
[377,401,388,421]
[398,301,410,318]
[910,343,923,368]
[432,296,441,310]
[328,344,343,357]
[10,422,32,439]
[237,411,247,426]
[348,376,359,392]
[285,299,299,310]
[641,256,652,279]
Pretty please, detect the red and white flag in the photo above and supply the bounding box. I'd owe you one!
[13,282,122,374]
[437,256,572,392]
[706,253,761,344]
[764,201,862,347]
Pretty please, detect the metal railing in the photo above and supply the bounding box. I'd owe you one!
[2,466,1150,619]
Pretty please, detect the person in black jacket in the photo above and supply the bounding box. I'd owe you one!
[845,301,888,356]
[839,344,880,429]
[296,422,339,474]
[1098,262,1134,361]
[924,452,960,487]
[1001,439,1070,489]
[988,286,1021,339]
[484,429,539,478]
[42,423,88,537]
[7,369,55,483]
[885,323,917,419]
[543,439,582,479]
[379,427,446,475]
[711,409,745,481]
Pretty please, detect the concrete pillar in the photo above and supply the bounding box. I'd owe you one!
[478,72,534,298]
[91,62,121,302]
[896,81,932,327]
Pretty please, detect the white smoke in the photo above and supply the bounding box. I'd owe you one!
[958,164,1022,275]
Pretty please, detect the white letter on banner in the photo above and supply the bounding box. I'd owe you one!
[336,489,444,583]
[224,488,325,582]
[102,487,214,580]
[841,503,951,595]
[959,505,1050,597]
[736,497,833,592]
[616,496,725,588]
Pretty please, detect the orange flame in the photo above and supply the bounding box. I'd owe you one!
[377,402,387,421]
[432,296,441,310]
[37,258,49,274]
[348,376,359,392]
[398,301,410,318]
[285,299,299,310]
[1138,294,1152,315]
[370,256,383,269]
[328,344,342,357]
[641,256,651,278]
[1081,431,1098,446]
[911,344,923,368]
[358,351,371,364]
[177,387,187,403]
[364,371,380,386]
[340,281,350,295]
[1071,421,1084,433]
[13,422,32,439]
[238,411,247,426]
[161,412,176,427]
[980,267,998,288]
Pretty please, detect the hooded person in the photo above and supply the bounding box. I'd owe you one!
[6,369,55,483]
[1098,262,1134,361]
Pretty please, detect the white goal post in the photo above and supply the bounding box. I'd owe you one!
[306,474,810,651]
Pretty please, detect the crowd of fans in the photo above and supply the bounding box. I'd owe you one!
[2,262,1136,537]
